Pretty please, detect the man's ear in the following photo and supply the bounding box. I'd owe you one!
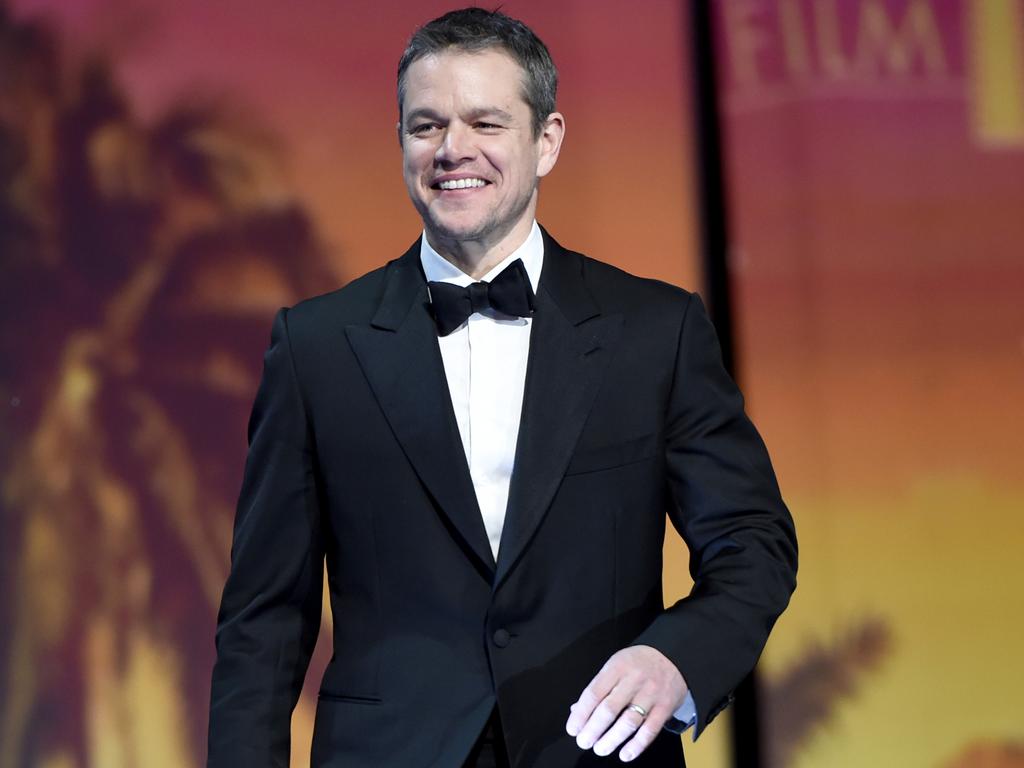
[536,112,565,178]
[396,121,403,148]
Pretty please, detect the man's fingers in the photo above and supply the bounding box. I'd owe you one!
[591,702,648,757]
[565,686,601,736]
[617,708,670,763]
[573,699,619,750]
[565,662,621,737]
[572,680,641,750]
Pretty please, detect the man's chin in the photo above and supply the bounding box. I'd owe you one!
[424,218,493,246]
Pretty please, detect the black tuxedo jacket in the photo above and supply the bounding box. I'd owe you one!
[207,229,797,767]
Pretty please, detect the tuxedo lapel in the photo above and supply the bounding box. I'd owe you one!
[345,244,496,576]
[495,231,623,589]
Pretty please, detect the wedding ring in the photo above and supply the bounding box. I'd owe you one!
[626,703,648,718]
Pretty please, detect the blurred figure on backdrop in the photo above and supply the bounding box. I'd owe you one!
[0,6,334,765]
[207,8,796,768]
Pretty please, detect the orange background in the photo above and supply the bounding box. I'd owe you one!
[6,2,1020,767]
[713,1,1024,766]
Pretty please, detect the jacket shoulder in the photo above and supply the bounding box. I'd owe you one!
[281,259,396,337]
[574,250,697,317]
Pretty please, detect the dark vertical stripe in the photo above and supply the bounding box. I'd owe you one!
[686,2,761,767]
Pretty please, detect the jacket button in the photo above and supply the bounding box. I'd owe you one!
[492,629,511,648]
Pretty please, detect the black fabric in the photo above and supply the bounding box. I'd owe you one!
[207,227,797,768]
[427,257,536,335]
[463,710,511,768]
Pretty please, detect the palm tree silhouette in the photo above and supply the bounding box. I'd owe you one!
[1,4,336,765]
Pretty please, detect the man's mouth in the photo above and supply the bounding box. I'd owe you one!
[432,178,490,191]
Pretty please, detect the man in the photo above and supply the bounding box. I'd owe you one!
[208,8,796,767]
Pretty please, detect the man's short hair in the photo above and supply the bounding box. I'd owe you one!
[397,8,558,139]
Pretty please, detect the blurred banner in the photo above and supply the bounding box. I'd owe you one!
[0,2,715,766]
[711,1,1024,767]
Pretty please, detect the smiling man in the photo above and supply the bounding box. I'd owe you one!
[207,8,797,768]
[399,45,561,278]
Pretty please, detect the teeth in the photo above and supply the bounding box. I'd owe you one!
[438,178,487,190]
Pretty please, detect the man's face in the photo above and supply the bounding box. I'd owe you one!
[400,49,562,252]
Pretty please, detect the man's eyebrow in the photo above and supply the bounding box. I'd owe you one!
[404,107,516,125]
[404,108,442,125]
[464,107,515,122]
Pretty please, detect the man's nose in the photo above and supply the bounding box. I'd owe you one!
[435,124,475,164]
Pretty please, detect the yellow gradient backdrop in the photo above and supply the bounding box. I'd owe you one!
[714,1,1024,766]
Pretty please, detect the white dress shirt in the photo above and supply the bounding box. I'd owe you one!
[420,221,543,560]
[419,220,697,733]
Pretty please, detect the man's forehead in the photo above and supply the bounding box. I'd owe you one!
[402,48,529,105]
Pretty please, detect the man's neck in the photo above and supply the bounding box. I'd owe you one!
[426,217,536,279]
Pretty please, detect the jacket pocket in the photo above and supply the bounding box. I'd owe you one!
[564,433,659,476]
[317,691,383,706]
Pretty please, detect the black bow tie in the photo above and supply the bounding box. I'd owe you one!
[427,258,536,336]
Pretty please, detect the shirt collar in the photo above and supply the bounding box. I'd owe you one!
[419,220,543,293]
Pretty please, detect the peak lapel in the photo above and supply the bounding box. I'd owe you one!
[345,244,495,576]
[495,231,623,589]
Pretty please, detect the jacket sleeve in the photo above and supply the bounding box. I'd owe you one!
[632,292,798,739]
[207,308,324,767]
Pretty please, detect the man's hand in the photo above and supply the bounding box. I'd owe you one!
[565,645,688,763]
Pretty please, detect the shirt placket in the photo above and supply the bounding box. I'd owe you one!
[468,313,507,557]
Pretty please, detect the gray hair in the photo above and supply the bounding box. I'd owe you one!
[397,8,558,139]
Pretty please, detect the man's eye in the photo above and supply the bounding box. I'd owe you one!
[476,122,501,131]
[410,124,438,135]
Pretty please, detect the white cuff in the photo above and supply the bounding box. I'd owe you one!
[664,691,696,735]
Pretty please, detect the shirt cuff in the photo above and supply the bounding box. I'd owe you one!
[664,692,697,736]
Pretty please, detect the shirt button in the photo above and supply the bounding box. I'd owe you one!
[492,628,511,648]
